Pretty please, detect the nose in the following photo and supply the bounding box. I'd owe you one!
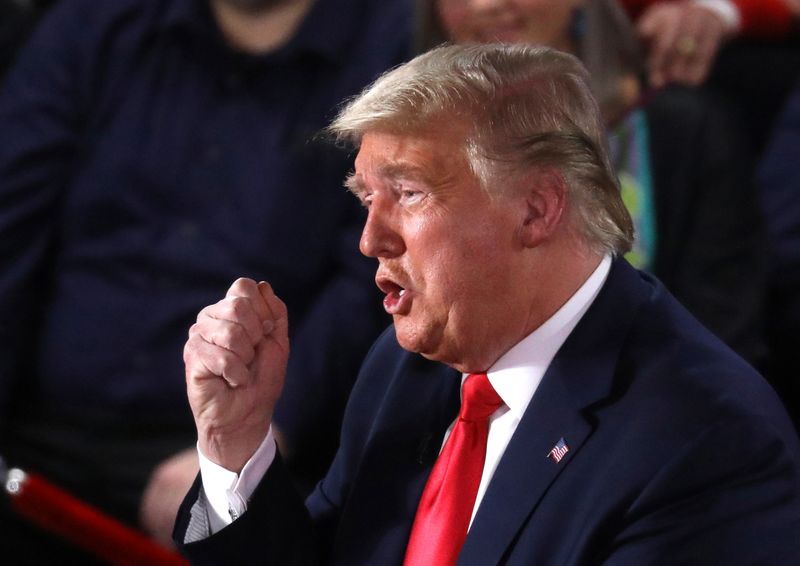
[359,201,405,259]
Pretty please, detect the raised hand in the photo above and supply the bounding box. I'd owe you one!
[184,278,289,473]
[637,1,733,89]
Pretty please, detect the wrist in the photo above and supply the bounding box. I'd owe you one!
[198,418,271,473]
[694,0,741,35]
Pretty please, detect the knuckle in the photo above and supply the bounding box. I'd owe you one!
[227,296,248,318]
[218,323,244,347]
[229,276,247,290]
[215,350,234,373]
[259,281,275,296]
[182,341,194,364]
[188,321,204,338]
[229,277,256,296]
[197,305,212,322]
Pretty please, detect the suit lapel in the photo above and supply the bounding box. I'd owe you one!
[459,259,652,565]
[332,352,461,565]
[460,374,592,566]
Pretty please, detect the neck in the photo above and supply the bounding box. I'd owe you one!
[497,246,605,369]
[523,242,604,335]
[453,243,604,375]
[210,0,314,54]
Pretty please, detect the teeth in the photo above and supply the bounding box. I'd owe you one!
[398,289,406,297]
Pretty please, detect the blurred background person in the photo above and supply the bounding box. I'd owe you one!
[759,80,800,429]
[417,0,767,367]
[0,0,410,562]
[624,0,800,426]
[0,0,54,83]
[624,0,800,158]
[624,0,796,88]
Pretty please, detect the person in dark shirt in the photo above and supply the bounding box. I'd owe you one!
[0,0,54,84]
[0,0,409,561]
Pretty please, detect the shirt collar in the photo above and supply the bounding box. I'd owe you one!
[465,255,612,418]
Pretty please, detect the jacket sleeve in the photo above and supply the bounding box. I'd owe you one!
[174,454,318,566]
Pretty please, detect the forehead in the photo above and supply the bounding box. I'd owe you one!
[353,128,471,184]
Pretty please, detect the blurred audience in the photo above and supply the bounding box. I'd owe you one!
[0,0,409,561]
[625,0,796,83]
[624,0,800,155]
[418,0,766,365]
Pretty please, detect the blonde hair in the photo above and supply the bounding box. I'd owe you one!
[329,43,633,255]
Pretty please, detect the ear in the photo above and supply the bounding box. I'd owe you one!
[519,169,568,248]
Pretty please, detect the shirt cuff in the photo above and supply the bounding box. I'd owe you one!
[694,0,741,33]
[197,427,277,534]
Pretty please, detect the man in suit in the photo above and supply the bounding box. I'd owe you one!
[175,44,800,564]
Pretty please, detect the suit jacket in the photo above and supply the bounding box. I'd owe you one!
[175,259,800,565]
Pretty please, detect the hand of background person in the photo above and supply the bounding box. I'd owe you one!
[636,1,735,88]
[139,447,199,548]
[184,278,289,473]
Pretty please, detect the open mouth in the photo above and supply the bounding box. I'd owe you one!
[376,276,412,315]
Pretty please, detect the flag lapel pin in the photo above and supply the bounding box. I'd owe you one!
[547,437,569,463]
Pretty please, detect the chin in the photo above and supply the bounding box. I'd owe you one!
[393,327,424,355]
[393,320,438,358]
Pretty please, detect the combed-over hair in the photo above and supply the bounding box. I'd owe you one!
[329,43,633,255]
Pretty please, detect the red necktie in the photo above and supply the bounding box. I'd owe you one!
[403,373,504,566]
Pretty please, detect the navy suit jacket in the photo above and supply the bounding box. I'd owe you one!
[175,259,800,564]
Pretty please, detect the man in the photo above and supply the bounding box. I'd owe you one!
[175,44,800,564]
[0,0,407,560]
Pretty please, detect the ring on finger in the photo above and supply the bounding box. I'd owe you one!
[676,36,698,57]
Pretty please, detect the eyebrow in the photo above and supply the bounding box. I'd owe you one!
[344,173,364,196]
[345,161,431,197]
[377,162,428,183]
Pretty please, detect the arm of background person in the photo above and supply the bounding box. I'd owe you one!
[647,86,766,366]
[622,0,795,87]
[621,0,794,37]
[0,0,92,416]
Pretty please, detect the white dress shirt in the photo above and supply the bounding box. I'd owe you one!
[193,255,612,538]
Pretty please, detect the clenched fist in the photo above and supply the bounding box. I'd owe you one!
[184,278,289,473]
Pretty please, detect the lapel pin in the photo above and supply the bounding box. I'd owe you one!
[547,437,569,463]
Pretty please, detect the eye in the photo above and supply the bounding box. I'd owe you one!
[398,186,425,205]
